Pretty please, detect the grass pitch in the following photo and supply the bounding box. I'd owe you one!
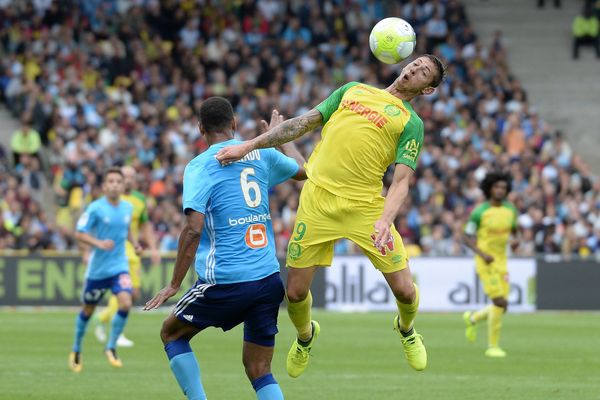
[1,310,599,399]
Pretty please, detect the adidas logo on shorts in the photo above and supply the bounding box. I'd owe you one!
[183,315,193,322]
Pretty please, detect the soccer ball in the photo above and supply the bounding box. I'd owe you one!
[369,17,416,64]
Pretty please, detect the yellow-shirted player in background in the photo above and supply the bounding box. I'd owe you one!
[463,171,519,358]
[94,165,161,347]
[216,55,446,377]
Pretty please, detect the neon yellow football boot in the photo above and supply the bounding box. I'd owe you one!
[485,347,507,358]
[286,320,320,378]
[463,311,478,343]
[394,316,427,371]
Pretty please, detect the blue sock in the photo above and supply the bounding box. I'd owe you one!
[252,373,284,400]
[165,339,206,400]
[72,311,91,353]
[106,309,128,350]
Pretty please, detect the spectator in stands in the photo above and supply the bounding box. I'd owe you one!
[10,116,42,165]
[572,5,600,59]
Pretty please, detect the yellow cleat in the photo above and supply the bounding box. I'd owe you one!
[104,349,123,368]
[485,347,506,358]
[463,311,477,343]
[394,316,427,371]
[68,352,82,373]
[286,320,320,378]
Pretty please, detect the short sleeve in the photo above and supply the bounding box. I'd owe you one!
[182,164,212,215]
[266,149,299,188]
[395,113,424,170]
[315,82,360,124]
[76,204,97,233]
[465,205,484,235]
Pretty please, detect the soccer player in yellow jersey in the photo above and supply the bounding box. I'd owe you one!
[94,165,161,347]
[463,171,519,358]
[216,55,446,376]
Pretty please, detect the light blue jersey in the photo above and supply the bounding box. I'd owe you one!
[183,139,299,284]
[76,197,133,280]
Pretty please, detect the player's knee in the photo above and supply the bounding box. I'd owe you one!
[392,281,415,304]
[285,286,309,303]
[81,305,95,317]
[159,320,172,344]
[492,297,508,310]
[243,359,271,381]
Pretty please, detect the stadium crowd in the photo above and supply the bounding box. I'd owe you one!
[1,0,599,258]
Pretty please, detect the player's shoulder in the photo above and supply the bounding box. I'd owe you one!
[87,197,105,210]
[502,201,518,213]
[131,190,146,202]
[471,201,491,215]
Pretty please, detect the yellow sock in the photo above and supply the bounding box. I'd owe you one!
[488,305,504,348]
[287,291,313,341]
[99,295,119,324]
[472,305,493,323]
[396,283,419,332]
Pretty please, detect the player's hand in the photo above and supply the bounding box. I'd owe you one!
[372,219,392,252]
[133,242,143,255]
[260,109,284,132]
[215,142,253,166]
[481,253,495,264]
[510,239,519,252]
[144,285,179,310]
[96,239,115,250]
[150,248,161,266]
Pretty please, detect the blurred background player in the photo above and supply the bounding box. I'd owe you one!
[69,167,141,372]
[94,165,161,347]
[216,55,446,377]
[144,97,306,400]
[462,171,519,358]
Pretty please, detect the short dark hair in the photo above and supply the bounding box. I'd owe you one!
[480,171,512,199]
[425,54,446,88]
[104,167,124,180]
[199,96,234,133]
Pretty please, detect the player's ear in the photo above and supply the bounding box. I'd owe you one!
[421,86,435,95]
[231,117,237,132]
[198,122,206,136]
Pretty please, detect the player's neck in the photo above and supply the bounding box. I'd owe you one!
[106,196,120,206]
[490,199,503,207]
[385,84,417,101]
[206,132,234,146]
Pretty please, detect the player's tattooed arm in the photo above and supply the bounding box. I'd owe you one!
[253,108,322,149]
[216,109,322,164]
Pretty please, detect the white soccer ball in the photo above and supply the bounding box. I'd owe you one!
[369,17,416,64]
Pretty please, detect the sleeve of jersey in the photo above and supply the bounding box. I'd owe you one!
[315,81,360,124]
[464,207,482,235]
[395,113,424,170]
[267,149,299,188]
[76,204,97,233]
[182,166,211,215]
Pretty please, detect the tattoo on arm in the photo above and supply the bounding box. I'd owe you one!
[252,109,322,149]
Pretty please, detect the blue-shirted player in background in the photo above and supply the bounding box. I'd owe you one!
[144,97,306,400]
[69,167,141,372]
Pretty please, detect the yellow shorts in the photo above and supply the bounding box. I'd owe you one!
[125,241,142,289]
[286,180,408,273]
[476,259,510,299]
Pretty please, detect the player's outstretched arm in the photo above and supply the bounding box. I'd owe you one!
[215,108,322,165]
[372,163,414,250]
[75,231,114,251]
[144,211,205,310]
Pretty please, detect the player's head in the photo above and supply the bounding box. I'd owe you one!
[103,167,124,200]
[395,54,446,96]
[480,171,512,202]
[121,165,136,193]
[199,96,236,138]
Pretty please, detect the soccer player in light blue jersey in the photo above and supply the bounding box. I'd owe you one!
[145,97,306,400]
[68,167,141,372]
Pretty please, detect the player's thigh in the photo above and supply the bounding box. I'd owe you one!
[477,264,507,299]
[161,312,201,343]
[81,277,111,305]
[349,219,409,273]
[286,182,342,268]
[110,272,133,297]
[125,241,142,289]
[243,273,285,344]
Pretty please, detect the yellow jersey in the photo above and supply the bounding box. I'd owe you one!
[309,82,424,202]
[465,201,518,262]
[121,190,148,241]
